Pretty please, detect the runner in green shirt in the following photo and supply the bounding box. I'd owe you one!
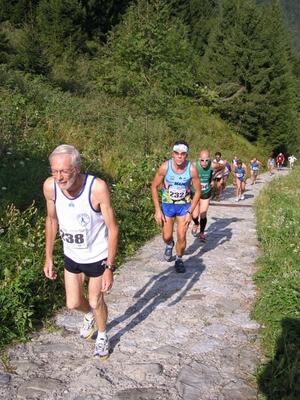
[190,150,224,242]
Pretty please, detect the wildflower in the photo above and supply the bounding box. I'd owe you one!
[2,187,7,190]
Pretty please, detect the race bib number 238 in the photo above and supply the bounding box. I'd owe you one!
[60,227,87,249]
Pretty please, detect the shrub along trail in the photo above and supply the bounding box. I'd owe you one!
[0,169,290,400]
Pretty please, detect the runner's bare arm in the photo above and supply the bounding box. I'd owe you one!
[189,164,201,211]
[43,177,58,280]
[211,161,225,177]
[151,162,168,226]
[92,178,119,292]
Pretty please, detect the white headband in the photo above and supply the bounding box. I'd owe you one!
[173,144,188,153]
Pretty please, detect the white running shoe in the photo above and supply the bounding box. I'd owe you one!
[235,197,239,202]
[241,194,244,200]
[80,316,96,340]
[93,337,111,359]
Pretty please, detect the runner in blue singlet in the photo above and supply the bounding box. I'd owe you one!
[232,160,248,201]
[249,157,262,185]
[151,141,201,273]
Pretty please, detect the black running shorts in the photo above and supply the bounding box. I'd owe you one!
[64,255,107,278]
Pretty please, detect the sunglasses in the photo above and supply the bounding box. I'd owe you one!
[174,151,187,156]
[199,158,210,162]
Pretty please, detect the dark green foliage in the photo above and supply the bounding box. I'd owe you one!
[12,21,50,74]
[94,0,198,98]
[257,0,300,54]
[170,0,219,55]
[80,0,130,40]
[0,25,10,63]
[254,1,295,151]
[198,0,297,154]
[0,0,39,25]
[36,0,88,59]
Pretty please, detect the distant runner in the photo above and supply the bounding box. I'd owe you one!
[211,152,224,201]
[221,160,231,194]
[288,155,297,170]
[249,157,262,185]
[276,153,285,170]
[267,156,276,175]
[232,159,248,201]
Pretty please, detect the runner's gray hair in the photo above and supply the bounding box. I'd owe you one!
[49,144,82,168]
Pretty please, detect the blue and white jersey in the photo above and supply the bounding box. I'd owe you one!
[162,159,192,204]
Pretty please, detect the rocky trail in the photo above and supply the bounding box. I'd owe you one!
[0,169,289,400]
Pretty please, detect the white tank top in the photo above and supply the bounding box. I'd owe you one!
[55,174,108,263]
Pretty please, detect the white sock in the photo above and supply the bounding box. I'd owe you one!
[85,309,94,320]
[97,331,107,341]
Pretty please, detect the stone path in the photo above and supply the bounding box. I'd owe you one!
[0,169,289,400]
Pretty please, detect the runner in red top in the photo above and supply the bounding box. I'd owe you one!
[276,153,285,170]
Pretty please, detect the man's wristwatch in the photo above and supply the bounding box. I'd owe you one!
[105,265,116,272]
[187,210,193,215]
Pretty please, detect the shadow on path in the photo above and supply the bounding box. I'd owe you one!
[108,261,205,350]
[185,217,243,258]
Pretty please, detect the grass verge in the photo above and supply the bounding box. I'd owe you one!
[252,168,300,399]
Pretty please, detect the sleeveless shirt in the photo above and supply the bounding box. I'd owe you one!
[250,161,259,172]
[235,166,245,181]
[55,174,108,263]
[161,159,192,204]
[193,160,213,195]
[213,159,224,178]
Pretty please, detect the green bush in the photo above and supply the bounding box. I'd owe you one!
[0,203,65,347]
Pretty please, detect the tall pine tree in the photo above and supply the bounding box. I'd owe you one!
[170,0,219,55]
[36,0,87,60]
[254,0,295,153]
[198,0,295,153]
[0,25,9,64]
